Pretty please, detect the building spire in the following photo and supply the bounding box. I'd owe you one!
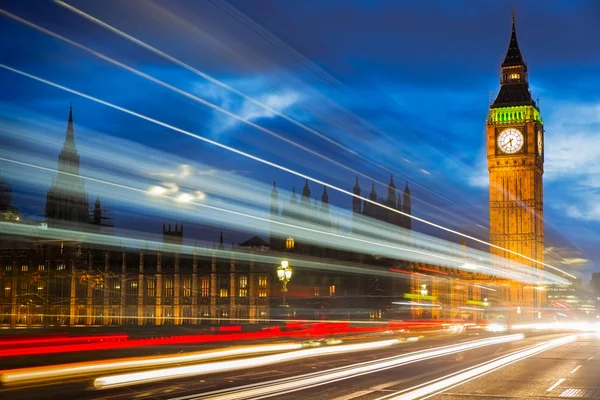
[66,103,75,144]
[502,10,524,67]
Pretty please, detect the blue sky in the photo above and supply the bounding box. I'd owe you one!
[1,0,599,278]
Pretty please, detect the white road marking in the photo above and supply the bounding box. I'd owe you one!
[547,378,566,392]
[570,365,582,374]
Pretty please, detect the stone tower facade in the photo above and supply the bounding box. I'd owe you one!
[487,14,545,315]
[45,105,89,225]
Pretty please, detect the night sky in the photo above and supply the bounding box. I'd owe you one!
[1,1,599,279]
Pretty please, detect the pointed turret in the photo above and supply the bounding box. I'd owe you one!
[93,195,102,225]
[66,103,75,144]
[45,103,88,224]
[403,181,412,230]
[387,174,396,207]
[352,176,361,214]
[369,182,377,201]
[320,186,330,225]
[290,186,297,204]
[301,179,311,207]
[321,186,329,204]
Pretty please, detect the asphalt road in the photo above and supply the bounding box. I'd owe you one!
[1,331,592,400]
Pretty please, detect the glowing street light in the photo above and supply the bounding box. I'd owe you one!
[277,260,292,308]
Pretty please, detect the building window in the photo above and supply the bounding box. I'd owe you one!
[5,265,11,272]
[329,285,335,296]
[164,277,174,297]
[286,237,295,249]
[258,274,267,298]
[183,276,191,297]
[127,280,137,297]
[314,286,320,296]
[38,264,45,271]
[201,276,209,297]
[510,73,520,80]
[21,265,28,272]
[238,275,248,297]
[147,278,155,297]
[56,264,65,271]
[218,276,229,298]
[3,282,10,297]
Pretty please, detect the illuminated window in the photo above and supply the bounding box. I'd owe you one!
[286,237,295,249]
[56,264,65,271]
[21,265,28,272]
[201,277,209,297]
[5,265,11,272]
[258,275,267,298]
[314,286,320,296]
[147,278,155,297]
[218,276,228,297]
[4,282,10,297]
[182,277,191,297]
[510,73,520,80]
[238,275,248,297]
[164,277,174,297]
[329,285,335,296]
[258,275,267,288]
[38,264,45,271]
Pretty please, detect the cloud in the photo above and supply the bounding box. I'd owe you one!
[190,77,301,136]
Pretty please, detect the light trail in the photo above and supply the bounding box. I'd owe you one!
[163,334,525,399]
[53,1,361,159]
[1,121,515,281]
[53,0,489,229]
[94,339,401,389]
[381,334,577,399]
[0,342,303,385]
[1,5,478,236]
[0,63,576,279]
[0,155,567,284]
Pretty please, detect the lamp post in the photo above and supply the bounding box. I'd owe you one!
[277,260,292,308]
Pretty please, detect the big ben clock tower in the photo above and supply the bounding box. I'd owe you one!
[487,13,545,316]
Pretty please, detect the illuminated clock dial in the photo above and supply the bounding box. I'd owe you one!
[537,130,543,156]
[497,128,524,154]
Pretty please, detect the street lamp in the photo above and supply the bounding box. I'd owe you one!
[277,260,292,307]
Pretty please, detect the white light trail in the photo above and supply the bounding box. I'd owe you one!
[472,285,497,292]
[0,155,568,285]
[0,343,302,385]
[0,62,576,280]
[165,334,525,400]
[94,339,400,389]
[383,335,577,400]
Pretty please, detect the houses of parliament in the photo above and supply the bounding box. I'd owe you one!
[0,14,549,326]
[0,104,416,326]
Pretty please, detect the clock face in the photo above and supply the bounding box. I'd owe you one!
[497,128,524,154]
[537,130,543,156]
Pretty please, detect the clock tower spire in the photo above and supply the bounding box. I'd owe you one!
[487,12,545,319]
